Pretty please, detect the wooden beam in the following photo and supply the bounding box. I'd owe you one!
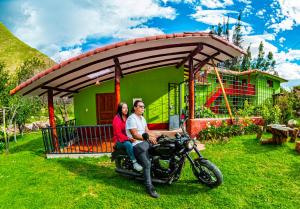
[50,57,184,96]
[23,42,230,96]
[53,51,191,91]
[114,57,121,109]
[41,86,79,94]
[59,63,178,98]
[113,57,123,78]
[193,52,220,75]
[23,42,201,96]
[211,59,233,122]
[188,56,195,119]
[176,44,203,68]
[47,89,59,152]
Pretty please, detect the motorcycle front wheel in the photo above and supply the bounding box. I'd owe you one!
[192,158,223,188]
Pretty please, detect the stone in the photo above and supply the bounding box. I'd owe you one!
[288,119,298,128]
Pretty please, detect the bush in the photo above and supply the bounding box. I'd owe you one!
[258,100,281,125]
[237,100,256,117]
[195,107,216,118]
[198,121,260,142]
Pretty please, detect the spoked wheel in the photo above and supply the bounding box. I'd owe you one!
[192,158,223,188]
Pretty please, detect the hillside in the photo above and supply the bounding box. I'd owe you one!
[0,22,55,74]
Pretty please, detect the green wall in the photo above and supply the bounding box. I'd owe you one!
[74,66,184,125]
[74,67,283,125]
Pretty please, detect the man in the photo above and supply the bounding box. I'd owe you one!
[126,100,159,198]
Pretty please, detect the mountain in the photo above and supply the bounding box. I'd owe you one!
[0,22,55,74]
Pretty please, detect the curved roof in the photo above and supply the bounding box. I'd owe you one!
[10,32,246,98]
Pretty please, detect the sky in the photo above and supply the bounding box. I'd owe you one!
[0,0,299,88]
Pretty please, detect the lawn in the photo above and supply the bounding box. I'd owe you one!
[0,132,300,209]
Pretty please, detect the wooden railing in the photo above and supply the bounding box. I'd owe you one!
[41,124,114,154]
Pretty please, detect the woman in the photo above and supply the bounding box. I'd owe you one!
[113,102,143,172]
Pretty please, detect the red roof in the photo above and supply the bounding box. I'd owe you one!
[10,32,246,97]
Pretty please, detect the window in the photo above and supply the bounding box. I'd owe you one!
[267,80,273,87]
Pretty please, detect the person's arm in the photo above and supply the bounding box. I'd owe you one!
[145,124,157,144]
[113,117,129,143]
[129,128,144,140]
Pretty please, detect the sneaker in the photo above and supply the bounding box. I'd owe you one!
[132,161,143,172]
[146,186,160,198]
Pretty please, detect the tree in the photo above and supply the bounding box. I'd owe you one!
[0,62,10,107]
[210,25,216,34]
[1,57,46,138]
[228,12,243,71]
[15,57,45,84]
[225,16,230,40]
[217,23,223,36]
[240,45,252,71]
[264,51,276,71]
[232,12,243,48]
[255,41,266,70]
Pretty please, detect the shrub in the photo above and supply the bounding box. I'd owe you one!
[258,100,281,125]
[198,121,260,142]
[195,107,216,118]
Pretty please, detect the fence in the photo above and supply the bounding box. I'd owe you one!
[41,124,114,154]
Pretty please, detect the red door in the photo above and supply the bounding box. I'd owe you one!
[96,93,115,124]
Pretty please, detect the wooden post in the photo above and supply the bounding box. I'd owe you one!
[211,59,233,122]
[114,58,121,110]
[48,89,59,152]
[188,56,195,119]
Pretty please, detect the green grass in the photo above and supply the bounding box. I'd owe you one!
[1,132,300,209]
[0,22,55,74]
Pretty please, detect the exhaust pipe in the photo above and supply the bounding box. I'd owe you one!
[116,168,169,184]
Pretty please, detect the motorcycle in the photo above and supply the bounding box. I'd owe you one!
[111,118,223,188]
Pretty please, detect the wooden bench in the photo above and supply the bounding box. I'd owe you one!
[260,124,299,145]
[296,141,300,153]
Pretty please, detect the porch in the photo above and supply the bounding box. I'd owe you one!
[41,122,185,157]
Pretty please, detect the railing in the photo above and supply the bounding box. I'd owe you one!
[41,124,114,154]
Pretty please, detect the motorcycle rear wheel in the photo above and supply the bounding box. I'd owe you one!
[192,158,223,188]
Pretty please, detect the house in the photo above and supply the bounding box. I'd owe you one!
[10,32,286,157]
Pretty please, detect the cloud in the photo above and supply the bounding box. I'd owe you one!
[242,34,277,57]
[237,0,251,4]
[113,27,164,39]
[269,18,294,32]
[242,33,300,87]
[200,0,233,9]
[278,37,286,46]
[190,6,249,25]
[276,62,300,83]
[268,0,300,32]
[52,47,83,63]
[276,49,300,63]
[256,9,266,18]
[3,0,177,62]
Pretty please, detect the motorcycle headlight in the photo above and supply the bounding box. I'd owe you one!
[185,139,195,150]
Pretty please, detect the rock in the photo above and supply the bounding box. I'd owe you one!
[35,121,48,129]
[32,123,39,131]
[287,119,298,128]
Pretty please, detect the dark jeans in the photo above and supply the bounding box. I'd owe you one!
[116,141,136,161]
[133,142,152,187]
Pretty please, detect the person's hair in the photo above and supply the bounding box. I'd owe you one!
[132,100,144,113]
[116,102,129,121]
[133,100,144,107]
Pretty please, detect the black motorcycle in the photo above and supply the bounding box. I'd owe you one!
[111,119,223,188]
